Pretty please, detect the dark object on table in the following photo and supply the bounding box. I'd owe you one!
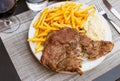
[0,0,16,19]
[14,0,29,15]
[93,64,120,81]
[116,77,120,81]
[0,38,21,81]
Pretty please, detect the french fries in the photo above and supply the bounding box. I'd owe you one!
[28,2,96,53]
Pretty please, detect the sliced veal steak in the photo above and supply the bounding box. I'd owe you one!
[41,28,114,75]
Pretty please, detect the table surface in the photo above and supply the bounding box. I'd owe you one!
[0,0,120,81]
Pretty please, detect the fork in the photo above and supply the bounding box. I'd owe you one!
[95,1,120,34]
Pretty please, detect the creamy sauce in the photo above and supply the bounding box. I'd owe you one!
[84,14,105,41]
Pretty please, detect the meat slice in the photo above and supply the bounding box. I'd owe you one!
[41,41,66,71]
[78,34,114,60]
[57,56,83,74]
[41,28,83,74]
[83,41,114,60]
[41,28,114,75]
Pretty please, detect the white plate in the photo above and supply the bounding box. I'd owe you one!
[28,2,112,72]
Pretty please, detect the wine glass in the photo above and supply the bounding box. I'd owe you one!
[0,0,20,33]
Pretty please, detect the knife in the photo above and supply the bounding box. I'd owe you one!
[103,0,120,20]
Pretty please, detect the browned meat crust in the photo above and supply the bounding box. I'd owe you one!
[41,28,114,75]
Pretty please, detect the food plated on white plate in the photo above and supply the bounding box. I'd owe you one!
[28,1,114,75]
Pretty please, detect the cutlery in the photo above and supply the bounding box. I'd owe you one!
[95,2,120,34]
[103,0,120,20]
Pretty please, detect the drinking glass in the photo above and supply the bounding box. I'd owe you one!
[0,0,20,33]
[26,0,48,12]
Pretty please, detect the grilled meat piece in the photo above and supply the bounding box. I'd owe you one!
[41,28,83,74]
[41,28,114,75]
[83,41,114,60]
[78,34,114,60]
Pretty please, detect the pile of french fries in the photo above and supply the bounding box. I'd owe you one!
[28,2,96,53]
